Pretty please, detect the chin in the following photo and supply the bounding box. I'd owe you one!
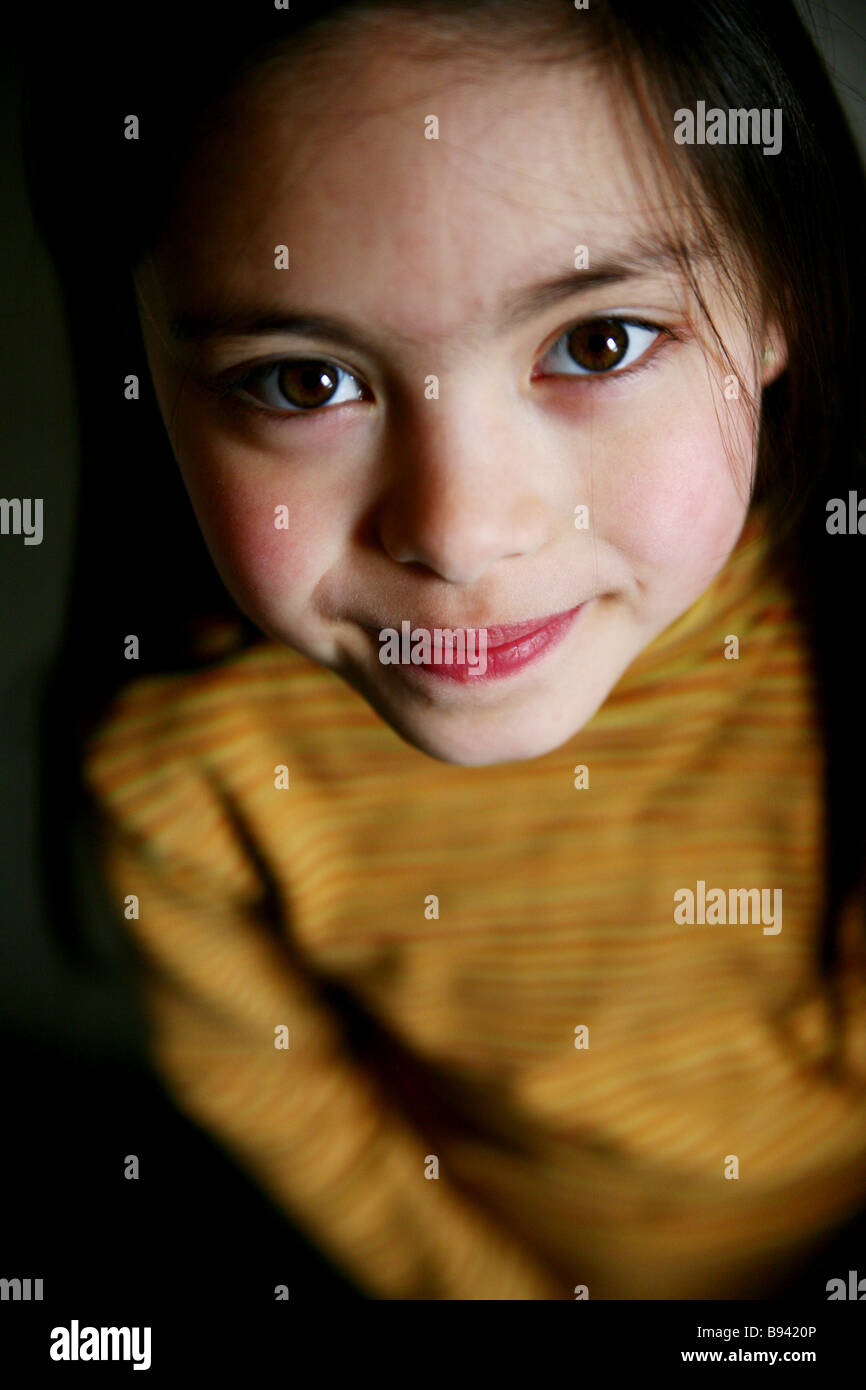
[382,702,589,768]
[337,662,605,766]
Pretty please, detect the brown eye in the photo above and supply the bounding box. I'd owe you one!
[276,361,340,408]
[566,318,630,372]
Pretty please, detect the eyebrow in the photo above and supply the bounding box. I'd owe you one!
[169,238,698,350]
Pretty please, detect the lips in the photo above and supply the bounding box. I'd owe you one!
[367,610,580,643]
[482,612,577,647]
[365,605,588,683]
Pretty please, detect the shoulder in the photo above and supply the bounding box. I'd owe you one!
[83,640,344,777]
[80,640,351,890]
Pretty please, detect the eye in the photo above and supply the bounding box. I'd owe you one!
[231,358,368,413]
[537,317,664,377]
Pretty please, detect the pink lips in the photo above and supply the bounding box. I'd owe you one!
[374,605,586,683]
[482,615,570,648]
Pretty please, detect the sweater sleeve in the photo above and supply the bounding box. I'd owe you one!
[85,767,565,1301]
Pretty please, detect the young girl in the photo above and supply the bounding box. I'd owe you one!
[25,0,866,1299]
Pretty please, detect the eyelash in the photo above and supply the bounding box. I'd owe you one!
[213,316,676,423]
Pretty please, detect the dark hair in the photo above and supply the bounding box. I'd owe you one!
[21,0,866,988]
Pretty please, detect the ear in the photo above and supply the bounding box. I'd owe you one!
[759,320,789,387]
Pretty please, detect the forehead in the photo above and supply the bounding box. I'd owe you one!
[150,19,689,341]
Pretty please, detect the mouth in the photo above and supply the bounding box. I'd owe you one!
[363,604,589,683]
[473,612,578,648]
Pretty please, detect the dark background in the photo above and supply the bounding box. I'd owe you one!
[2,0,866,1328]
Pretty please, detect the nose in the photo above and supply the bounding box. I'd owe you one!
[374,384,553,585]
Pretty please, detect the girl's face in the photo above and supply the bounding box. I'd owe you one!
[136,19,785,766]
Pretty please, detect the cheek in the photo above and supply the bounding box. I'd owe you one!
[170,418,346,622]
[600,383,754,580]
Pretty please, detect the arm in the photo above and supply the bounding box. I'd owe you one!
[91,802,565,1301]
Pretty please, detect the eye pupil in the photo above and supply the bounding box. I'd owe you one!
[567,318,629,372]
[278,361,339,408]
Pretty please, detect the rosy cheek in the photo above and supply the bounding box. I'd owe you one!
[178,442,326,615]
[601,408,750,575]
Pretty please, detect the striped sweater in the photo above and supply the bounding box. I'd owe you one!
[81,504,866,1299]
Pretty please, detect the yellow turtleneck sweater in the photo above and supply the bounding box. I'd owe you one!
[81,504,866,1299]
